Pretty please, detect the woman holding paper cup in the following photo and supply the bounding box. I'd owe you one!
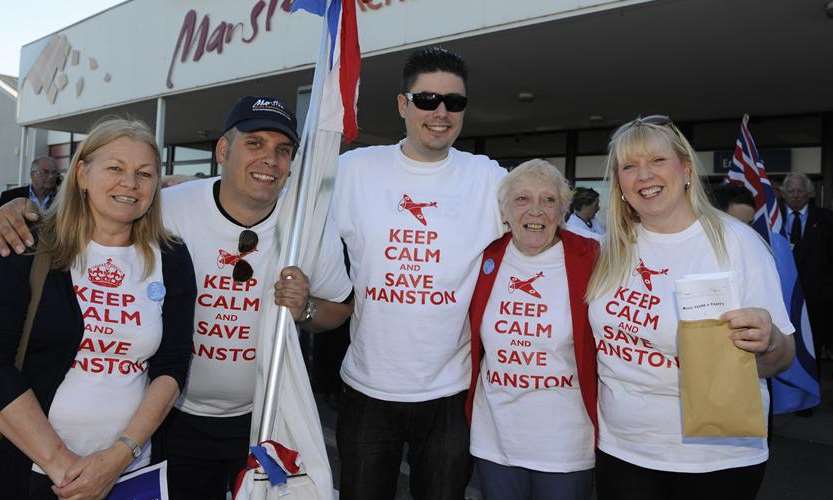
[585,115,795,499]
[466,159,598,500]
[0,118,196,499]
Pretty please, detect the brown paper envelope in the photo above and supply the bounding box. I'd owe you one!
[677,319,766,438]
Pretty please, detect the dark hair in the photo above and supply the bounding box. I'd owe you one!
[402,47,468,93]
[711,182,755,212]
[570,187,600,213]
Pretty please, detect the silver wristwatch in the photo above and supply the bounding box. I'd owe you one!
[301,299,318,323]
[117,435,142,459]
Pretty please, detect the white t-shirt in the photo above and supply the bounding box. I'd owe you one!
[162,179,352,417]
[46,242,164,472]
[564,213,604,241]
[588,217,794,473]
[471,241,594,472]
[332,144,506,402]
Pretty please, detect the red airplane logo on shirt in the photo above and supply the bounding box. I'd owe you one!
[217,248,256,269]
[509,272,544,298]
[633,259,668,291]
[397,194,437,226]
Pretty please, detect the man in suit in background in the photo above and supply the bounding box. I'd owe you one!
[0,156,60,210]
[782,173,833,362]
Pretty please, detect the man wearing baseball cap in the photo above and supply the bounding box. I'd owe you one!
[0,96,354,499]
[154,96,353,499]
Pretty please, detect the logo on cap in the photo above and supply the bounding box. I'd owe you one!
[252,99,292,121]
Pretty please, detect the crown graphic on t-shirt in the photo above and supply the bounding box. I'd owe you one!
[508,272,544,298]
[87,258,126,288]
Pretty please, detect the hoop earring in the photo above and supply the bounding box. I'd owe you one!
[620,193,626,202]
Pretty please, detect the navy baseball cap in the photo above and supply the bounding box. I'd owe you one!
[223,96,299,145]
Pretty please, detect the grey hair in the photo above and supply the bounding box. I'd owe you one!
[497,159,572,224]
[31,156,57,172]
[782,173,813,193]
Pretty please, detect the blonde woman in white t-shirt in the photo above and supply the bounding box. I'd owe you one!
[0,118,195,499]
[585,116,795,500]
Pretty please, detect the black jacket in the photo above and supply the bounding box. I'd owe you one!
[0,240,196,495]
[0,185,32,206]
[0,185,54,210]
[783,205,833,306]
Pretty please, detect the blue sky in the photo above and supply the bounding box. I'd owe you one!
[0,0,122,77]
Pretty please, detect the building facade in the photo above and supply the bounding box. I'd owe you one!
[10,0,833,209]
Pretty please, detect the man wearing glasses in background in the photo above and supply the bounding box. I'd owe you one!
[0,156,60,210]
[330,47,507,500]
[0,96,353,499]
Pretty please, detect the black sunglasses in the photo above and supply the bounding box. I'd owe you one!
[232,229,258,283]
[404,92,468,112]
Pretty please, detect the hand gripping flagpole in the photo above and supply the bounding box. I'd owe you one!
[252,0,333,484]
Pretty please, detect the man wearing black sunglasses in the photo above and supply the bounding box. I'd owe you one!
[331,47,508,500]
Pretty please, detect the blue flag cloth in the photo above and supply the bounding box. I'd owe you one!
[291,0,327,16]
[769,233,821,412]
[250,444,289,486]
[727,116,820,413]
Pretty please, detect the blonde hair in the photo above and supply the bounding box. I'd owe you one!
[36,117,173,277]
[586,117,726,299]
[497,159,573,225]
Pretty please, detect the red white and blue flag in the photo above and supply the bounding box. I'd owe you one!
[727,115,820,414]
[727,115,782,241]
[291,0,360,142]
[236,1,361,499]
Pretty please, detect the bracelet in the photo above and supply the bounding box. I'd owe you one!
[116,435,142,459]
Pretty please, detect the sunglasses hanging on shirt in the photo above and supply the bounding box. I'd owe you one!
[232,229,258,283]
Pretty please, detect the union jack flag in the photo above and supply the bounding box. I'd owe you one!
[727,115,820,414]
[727,114,782,242]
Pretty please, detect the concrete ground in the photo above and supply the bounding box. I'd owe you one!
[316,359,833,499]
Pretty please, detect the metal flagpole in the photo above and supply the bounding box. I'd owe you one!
[18,127,28,186]
[255,0,332,446]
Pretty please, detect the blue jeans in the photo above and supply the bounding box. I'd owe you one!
[475,458,594,500]
[336,384,472,500]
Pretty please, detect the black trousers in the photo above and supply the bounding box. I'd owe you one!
[336,384,472,500]
[595,450,766,500]
[151,408,251,500]
[27,472,56,500]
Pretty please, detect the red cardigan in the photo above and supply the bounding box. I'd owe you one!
[465,229,599,438]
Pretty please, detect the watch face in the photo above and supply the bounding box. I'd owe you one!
[304,300,317,322]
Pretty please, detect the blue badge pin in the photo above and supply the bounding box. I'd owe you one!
[483,258,495,275]
[147,281,166,302]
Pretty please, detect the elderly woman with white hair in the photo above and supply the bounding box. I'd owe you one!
[465,159,599,500]
[586,116,795,499]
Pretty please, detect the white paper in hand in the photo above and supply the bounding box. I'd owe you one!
[674,272,741,321]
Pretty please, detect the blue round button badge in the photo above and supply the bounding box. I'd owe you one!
[483,258,495,275]
[147,281,166,302]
